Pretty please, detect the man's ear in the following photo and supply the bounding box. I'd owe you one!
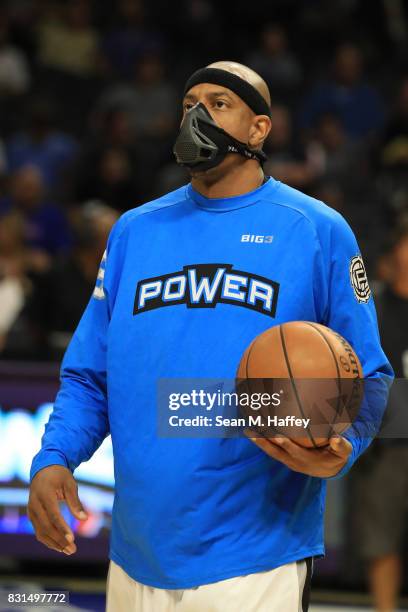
[248,116,272,148]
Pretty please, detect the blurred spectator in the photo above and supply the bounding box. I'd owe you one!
[382,0,408,52]
[310,181,346,215]
[0,10,30,97]
[0,211,29,351]
[95,52,176,187]
[299,43,385,140]
[100,0,162,79]
[161,0,222,76]
[377,78,408,216]
[0,165,71,272]
[96,53,176,142]
[74,109,144,209]
[3,1,37,67]
[179,0,221,62]
[6,97,78,193]
[305,112,367,191]
[306,112,383,275]
[380,78,408,171]
[246,24,301,101]
[264,106,367,197]
[0,137,8,177]
[309,175,382,278]
[3,202,118,360]
[37,0,99,77]
[91,107,135,151]
[75,146,142,211]
[263,104,317,189]
[351,219,408,612]
[307,111,383,275]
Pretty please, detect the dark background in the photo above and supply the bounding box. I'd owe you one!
[1,1,408,609]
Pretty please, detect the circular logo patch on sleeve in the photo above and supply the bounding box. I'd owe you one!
[350,255,371,303]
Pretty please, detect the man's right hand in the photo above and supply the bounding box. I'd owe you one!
[27,465,88,555]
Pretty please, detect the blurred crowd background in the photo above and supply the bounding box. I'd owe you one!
[0,0,408,609]
[0,0,407,361]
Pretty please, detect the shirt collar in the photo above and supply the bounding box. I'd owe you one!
[187,176,279,212]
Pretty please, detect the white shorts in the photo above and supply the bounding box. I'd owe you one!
[106,558,313,612]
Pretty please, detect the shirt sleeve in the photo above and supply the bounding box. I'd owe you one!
[30,216,127,481]
[315,210,394,479]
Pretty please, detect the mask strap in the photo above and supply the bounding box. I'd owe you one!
[227,138,268,165]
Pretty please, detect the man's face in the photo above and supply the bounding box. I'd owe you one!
[182,83,256,148]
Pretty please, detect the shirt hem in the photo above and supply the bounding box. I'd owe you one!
[109,546,325,590]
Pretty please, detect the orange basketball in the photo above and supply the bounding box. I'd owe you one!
[236,321,363,448]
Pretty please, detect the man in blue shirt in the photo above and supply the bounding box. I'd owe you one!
[28,61,392,611]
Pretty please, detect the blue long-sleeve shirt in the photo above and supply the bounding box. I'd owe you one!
[31,177,393,588]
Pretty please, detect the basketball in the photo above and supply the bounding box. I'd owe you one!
[236,321,363,448]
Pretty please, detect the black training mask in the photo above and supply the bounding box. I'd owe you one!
[173,102,267,171]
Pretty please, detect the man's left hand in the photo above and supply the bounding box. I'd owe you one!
[246,433,353,478]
